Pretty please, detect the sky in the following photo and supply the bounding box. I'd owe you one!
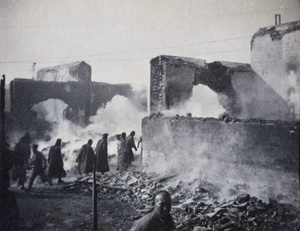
[1,0,300,86]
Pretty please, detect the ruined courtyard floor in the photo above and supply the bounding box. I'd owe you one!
[11,159,143,231]
[11,177,136,231]
[14,186,134,230]
[9,156,300,231]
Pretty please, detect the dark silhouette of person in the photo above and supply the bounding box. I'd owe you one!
[126,131,137,165]
[26,144,48,192]
[76,139,95,175]
[95,133,110,174]
[0,141,20,230]
[48,139,66,184]
[117,132,129,173]
[130,191,175,231]
[12,133,31,190]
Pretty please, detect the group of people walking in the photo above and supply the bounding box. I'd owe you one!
[10,130,140,191]
[76,131,139,176]
[76,133,111,175]
[11,134,66,192]
[117,131,138,173]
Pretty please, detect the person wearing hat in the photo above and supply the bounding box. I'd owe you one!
[26,144,48,192]
[95,133,110,174]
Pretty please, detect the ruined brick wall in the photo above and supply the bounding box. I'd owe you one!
[150,56,167,113]
[90,82,132,115]
[251,21,300,120]
[9,79,132,130]
[142,116,299,203]
[150,55,290,120]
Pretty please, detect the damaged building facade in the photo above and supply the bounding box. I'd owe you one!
[9,61,132,133]
[142,21,300,204]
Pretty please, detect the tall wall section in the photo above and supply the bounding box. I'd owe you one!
[251,21,300,120]
[150,55,290,120]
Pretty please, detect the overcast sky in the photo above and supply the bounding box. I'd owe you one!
[1,0,300,85]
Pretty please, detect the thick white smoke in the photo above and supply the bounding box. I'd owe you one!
[162,84,224,117]
[30,94,147,171]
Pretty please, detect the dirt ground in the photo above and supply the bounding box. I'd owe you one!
[11,178,137,231]
[10,158,143,231]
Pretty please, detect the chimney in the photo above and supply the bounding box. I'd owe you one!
[32,62,36,80]
[275,14,281,25]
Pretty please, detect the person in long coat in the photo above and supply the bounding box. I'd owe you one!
[12,133,31,190]
[117,132,129,173]
[126,131,137,165]
[76,139,94,175]
[27,144,48,191]
[48,139,66,184]
[95,133,110,174]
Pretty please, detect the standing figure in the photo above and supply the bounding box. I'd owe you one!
[95,133,110,175]
[27,144,48,192]
[48,139,66,184]
[12,133,31,189]
[117,132,129,173]
[76,139,95,175]
[130,191,175,231]
[137,136,143,162]
[126,131,137,165]
[0,141,20,230]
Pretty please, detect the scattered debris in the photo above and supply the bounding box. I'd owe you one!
[63,172,300,230]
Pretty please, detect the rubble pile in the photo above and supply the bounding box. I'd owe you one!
[63,172,300,230]
[150,112,300,127]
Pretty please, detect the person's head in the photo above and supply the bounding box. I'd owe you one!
[32,144,38,152]
[153,191,172,218]
[102,133,108,139]
[116,134,121,141]
[121,132,126,140]
[130,131,135,137]
[88,139,93,146]
[19,132,31,144]
[55,139,62,146]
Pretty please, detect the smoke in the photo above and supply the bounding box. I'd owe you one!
[162,84,224,117]
[286,69,300,120]
[32,99,67,122]
[29,91,147,171]
[143,134,299,205]
[142,82,299,205]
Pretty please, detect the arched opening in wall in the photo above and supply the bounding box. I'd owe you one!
[31,99,68,123]
[163,84,225,118]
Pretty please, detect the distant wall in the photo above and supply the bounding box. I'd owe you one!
[36,61,92,82]
[142,116,300,203]
[9,79,132,130]
[251,21,300,120]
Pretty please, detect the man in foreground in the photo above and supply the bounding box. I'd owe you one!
[130,190,175,231]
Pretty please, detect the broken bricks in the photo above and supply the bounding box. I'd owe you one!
[63,172,299,230]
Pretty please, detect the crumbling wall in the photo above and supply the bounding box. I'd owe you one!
[150,55,290,120]
[251,21,300,120]
[142,115,299,203]
[36,61,91,82]
[9,79,132,130]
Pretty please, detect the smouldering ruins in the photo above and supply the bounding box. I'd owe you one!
[9,61,133,133]
[5,21,300,206]
[142,21,300,204]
